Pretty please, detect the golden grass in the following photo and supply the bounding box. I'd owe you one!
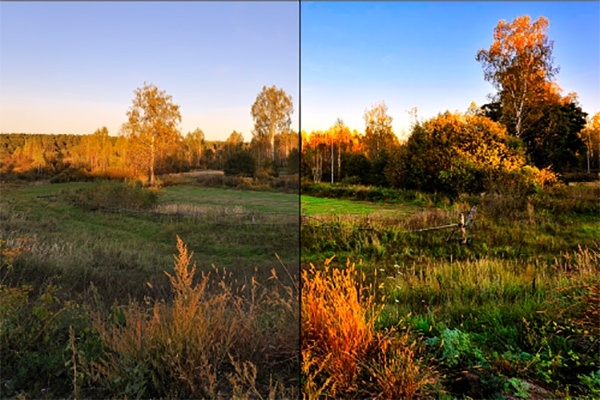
[301,257,436,399]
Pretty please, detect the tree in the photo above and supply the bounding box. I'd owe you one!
[274,130,298,168]
[330,118,353,182]
[301,130,328,182]
[84,127,112,173]
[226,130,244,148]
[251,85,293,167]
[184,128,205,169]
[581,112,600,173]
[363,101,398,159]
[385,111,530,196]
[122,83,182,185]
[476,16,558,138]
[522,99,587,172]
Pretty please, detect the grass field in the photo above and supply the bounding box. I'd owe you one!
[1,181,299,299]
[301,182,600,399]
[1,179,300,398]
[302,194,418,217]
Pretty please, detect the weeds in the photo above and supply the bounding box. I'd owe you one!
[88,236,299,398]
[1,236,299,398]
[301,258,436,399]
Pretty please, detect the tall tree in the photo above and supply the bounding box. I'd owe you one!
[184,128,205,169]
[223,130,244,160]
[251,85,293,167]
[122,83,182,185]
[363,101,398,159]
[476,16,558,138]
[523,98,586,172]
[581,112,600,174]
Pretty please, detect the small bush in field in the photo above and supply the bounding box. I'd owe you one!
[224,150,257,177]
[65,180,158,211]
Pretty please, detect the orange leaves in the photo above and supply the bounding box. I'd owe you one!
[477,15,559,138]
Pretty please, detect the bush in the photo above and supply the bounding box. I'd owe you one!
[65,181,158,211]
[223,150,257,177]
[385,112,536,197]
[89,237,299,398]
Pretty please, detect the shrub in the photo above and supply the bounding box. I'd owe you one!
[224,150,257,177]
[65,181,158,211]
[385,112,535,197]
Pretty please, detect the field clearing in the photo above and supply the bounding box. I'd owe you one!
[1,180,300,397]
[301,194,420,218]
[0,181,300,301]
[164,185,299,214]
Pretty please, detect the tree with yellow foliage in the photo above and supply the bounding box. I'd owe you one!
[385,111,533,196]
[363,101,398,160]
[122,83,182,186]
[581,112,600,174]
[477,16,558,139]
[251,85,293,168]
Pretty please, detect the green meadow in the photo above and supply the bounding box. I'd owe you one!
[1,180,299,398]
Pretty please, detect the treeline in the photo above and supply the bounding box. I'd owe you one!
[0,84,299,183]
[301,16,599,197]
[0,129,299,182]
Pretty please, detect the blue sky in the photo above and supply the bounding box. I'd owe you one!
[1,1,299,141]
[301,1,600,140]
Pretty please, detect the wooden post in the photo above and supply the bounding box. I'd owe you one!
[460,212,467,244]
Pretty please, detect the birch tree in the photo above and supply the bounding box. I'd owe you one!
[251,85,293,168]
[123,83,182,185]
[476,16,558,138]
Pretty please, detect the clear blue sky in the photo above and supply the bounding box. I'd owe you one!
[301,1,600,140]
[1,1,299,141]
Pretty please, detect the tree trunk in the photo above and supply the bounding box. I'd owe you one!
[338,142,341,181]
[150,134,156,186]
[331,139,334,183]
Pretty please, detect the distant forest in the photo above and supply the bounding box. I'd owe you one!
[0,130,299,183]
[0,84,299,183]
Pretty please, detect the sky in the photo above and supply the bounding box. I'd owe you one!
[301,1,600,140]
[0,1,299,141]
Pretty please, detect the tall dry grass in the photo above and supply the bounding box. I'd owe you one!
[87,236,299,398]
[301,257,436,399]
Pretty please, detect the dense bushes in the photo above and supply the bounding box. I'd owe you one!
[194,172,299,193]
[385,112,557,197]
[301,181,448,206]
